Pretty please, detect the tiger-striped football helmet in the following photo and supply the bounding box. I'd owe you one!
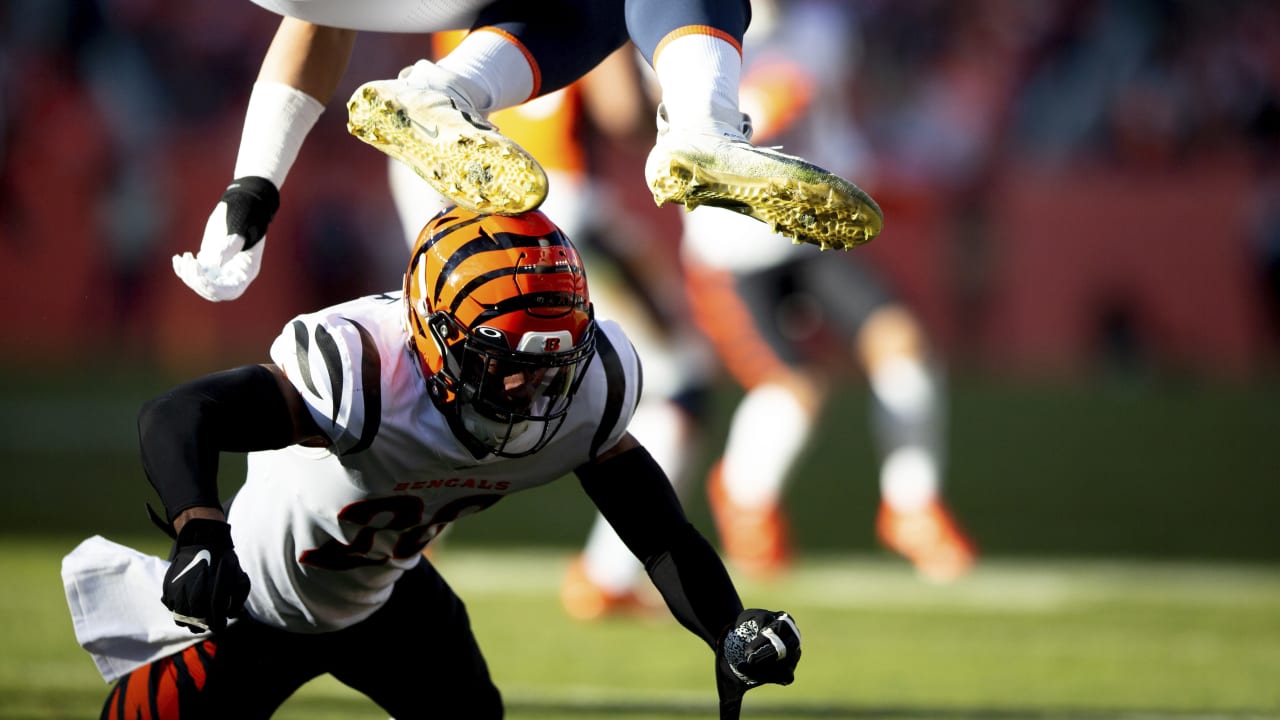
[405,206,596,457]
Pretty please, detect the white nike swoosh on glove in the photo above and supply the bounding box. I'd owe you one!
[172,549,212,582]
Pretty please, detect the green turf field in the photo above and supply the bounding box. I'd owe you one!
[2,369,1278,717]
[4,537,1277,720]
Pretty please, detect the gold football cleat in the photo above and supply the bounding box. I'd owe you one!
[347,79,547,215]
[645,107,883,250]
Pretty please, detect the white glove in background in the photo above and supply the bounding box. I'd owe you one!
[172,201,266,302]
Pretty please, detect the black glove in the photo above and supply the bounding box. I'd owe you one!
[161,518,251,633]
[715,609,802,719]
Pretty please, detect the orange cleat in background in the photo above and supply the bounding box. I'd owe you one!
[876,500,977,583]
[706,462,793,580]
[559,556,658,622]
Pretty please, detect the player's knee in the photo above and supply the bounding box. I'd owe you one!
[858,305,927,367]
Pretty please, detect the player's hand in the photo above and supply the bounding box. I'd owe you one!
[715,609,802,719]
[172,176,279,302]
[161,518,250,634]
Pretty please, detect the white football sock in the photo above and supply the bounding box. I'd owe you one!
[721,383,812,509]
[868,356,945,511]
[580,517,642,594]
[436,28,536,113]
[627,400,695,494]
[868,356,934,422]
[653,33,742,133]
[880,445,940,513]
[582,400,695,592]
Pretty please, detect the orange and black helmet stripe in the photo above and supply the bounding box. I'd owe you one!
[418,213,584,313]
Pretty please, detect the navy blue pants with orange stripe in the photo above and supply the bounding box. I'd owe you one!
[101,560,501,719]
[476,0,751,93]
[686,254,892,390]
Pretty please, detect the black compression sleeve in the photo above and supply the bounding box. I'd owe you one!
[576,446,743,648]
[139,364,294,522]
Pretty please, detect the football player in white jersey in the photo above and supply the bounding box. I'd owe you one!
[67,208,799,719]
[172,0,883,303]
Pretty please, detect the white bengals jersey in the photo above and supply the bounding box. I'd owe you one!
[230,291,641,633]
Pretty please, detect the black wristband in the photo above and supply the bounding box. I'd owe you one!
[221,176,280,250]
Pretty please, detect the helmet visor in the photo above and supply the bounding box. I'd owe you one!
[451,324,596,456]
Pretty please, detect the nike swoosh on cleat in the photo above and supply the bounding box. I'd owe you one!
[420,122,439,139]
[172,549,212,582]
[734,144,802,163]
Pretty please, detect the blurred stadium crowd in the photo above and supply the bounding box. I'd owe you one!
[2,0,1278,376]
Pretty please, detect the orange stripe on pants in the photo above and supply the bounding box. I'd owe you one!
[685,262,788,390]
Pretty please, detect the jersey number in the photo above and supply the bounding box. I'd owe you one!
[300,494,502,571]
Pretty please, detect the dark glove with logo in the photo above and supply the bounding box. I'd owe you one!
[161,518,251,633]
[715,609,803,719]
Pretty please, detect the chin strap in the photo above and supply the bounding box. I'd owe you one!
[442,398,493,460]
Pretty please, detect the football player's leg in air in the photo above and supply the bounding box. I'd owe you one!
[173,0,883,303]
[387,39,717,619]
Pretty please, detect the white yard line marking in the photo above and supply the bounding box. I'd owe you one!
[430,550,1280,613]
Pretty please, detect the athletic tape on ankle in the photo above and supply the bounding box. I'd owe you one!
[233,81,325,188]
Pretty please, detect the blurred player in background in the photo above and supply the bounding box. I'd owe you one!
[685,0,976,583]
[387,35,716,621]
[172,0,883,304]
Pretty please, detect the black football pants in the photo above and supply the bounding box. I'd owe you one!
[99,559,502,720]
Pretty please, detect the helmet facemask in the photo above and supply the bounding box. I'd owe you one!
[427,310,595,457]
